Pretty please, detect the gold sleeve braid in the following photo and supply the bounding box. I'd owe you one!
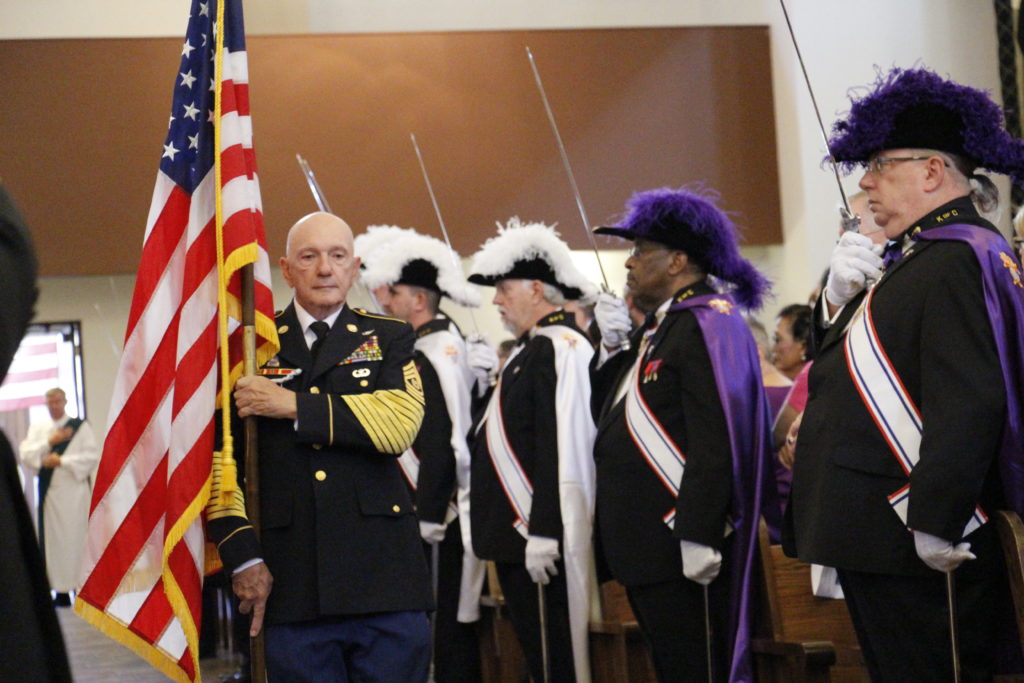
[341,360,425,454]
[206,449,249,521]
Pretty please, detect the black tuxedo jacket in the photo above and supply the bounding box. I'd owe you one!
[789,199,1007,576]
[408,318,458,525]
[590,282,733,587]
[209,303,434,624]
[469,311,583,562]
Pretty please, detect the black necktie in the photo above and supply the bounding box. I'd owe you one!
[309,320,330,363]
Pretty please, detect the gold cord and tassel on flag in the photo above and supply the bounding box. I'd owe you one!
[74,1,278,680]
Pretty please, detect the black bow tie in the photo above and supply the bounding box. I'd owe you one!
[882,239,905,268]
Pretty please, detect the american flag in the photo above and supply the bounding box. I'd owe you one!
[0,336,59,411]
[74,1,278,680]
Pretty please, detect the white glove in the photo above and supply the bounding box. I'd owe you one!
[419,520,447,545]
[680,540,722,585]
[913,530,976,572]
[594,292,632,349]
[466,334,499,391]
[825,231,884,307]
[525,535,561,585]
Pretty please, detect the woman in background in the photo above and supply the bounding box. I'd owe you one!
[771,303,812,381]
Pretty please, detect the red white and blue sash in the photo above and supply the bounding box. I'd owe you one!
[483,350,533,539]
[397,447,459,524]
[845,287,986,536]
[624,338,686,529]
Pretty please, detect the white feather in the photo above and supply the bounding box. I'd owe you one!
[468,217,598,299]
[359,228,482,308]
[354,225,412,264]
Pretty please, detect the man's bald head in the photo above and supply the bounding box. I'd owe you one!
[285,212,353,256]
[280,212,361,320]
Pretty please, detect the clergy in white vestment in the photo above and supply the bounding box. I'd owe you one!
[19,387,98,604]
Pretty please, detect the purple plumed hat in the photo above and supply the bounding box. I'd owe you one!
[828,67,1024,186]
[595,187,770,310]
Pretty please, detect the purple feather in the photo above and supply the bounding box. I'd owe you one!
[828,67,1024,186]
[615,187,771,310]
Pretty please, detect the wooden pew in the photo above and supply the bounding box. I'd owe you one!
[478,562,528,683]
[478,563,657,682]
[997,510,1024,660]
[753,522,868,682]
[589,580,657,683]
[995,510,1024,683]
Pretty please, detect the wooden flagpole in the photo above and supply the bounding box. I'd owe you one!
[241,263,267,682]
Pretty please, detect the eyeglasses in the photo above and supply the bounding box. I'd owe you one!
[627,242,671,259]
[861,155,948,174]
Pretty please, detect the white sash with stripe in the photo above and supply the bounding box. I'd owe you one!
[397,448,459,524]
[397,448,420,492]
[845,288,986,536]
[623,339,687,529]
[483,346,533,539]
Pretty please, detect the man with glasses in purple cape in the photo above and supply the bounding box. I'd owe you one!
[591,187,779,682]
[786,67,1024,680]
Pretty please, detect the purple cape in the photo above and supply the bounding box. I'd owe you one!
[917,224,1024,673]
[917,225,1024,516]
[670,292,781,683]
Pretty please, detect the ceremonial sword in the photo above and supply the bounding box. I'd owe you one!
[704,584,714,683]
[777,0,861,233]
[296,153,332,213]
[947,571,962,682]
[525,46,613,289]
[409,133,481,336]
[526,46,630,352]
[294,154,380,311]
[538,583,551,683]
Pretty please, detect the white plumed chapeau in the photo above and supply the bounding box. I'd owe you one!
[358,228,482,308]
[354,224,413,265]
[468,217,597,300]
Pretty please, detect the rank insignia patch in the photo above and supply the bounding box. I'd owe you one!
[338,335,383,365]
[1000,252,1023,288]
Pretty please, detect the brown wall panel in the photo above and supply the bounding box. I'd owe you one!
[0,27,780,276]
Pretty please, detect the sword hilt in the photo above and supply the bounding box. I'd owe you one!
[840,207,862,233]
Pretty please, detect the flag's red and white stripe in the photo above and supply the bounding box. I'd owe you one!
[0,338,60,411]
[76,4,277,679]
